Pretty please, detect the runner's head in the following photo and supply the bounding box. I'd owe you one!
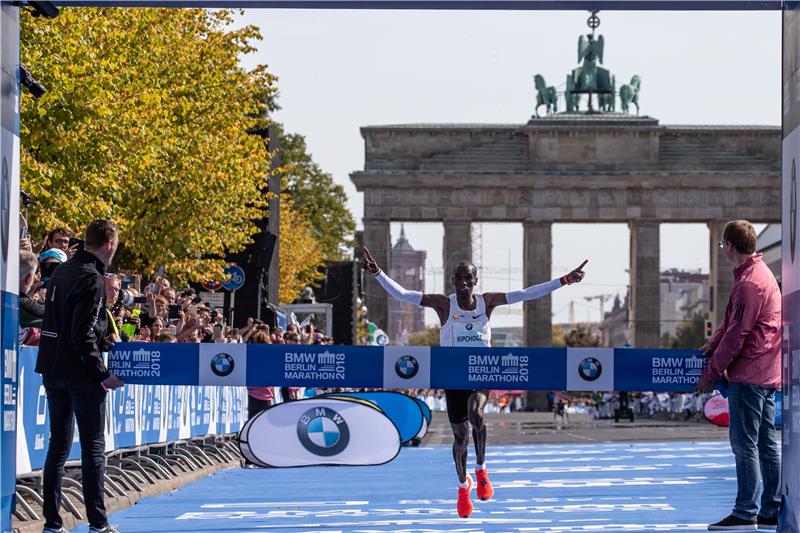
[452,261,478,298]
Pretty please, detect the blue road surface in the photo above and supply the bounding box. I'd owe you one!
[73,441,741,532]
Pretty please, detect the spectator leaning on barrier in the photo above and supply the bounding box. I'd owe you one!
[19,249,44,346]
[36,219,124,533]
[698,220,782,532]
[247,330,274,418]
[103,274,122,343]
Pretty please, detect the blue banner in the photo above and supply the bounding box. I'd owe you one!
[16,347,247,475]
[782,3,800,529]
[1,292,19,532]
[108,343,708,392]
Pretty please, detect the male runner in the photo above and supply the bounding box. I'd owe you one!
[363,247,587,518]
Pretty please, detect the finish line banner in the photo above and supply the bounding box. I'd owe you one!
[108,343,707,392]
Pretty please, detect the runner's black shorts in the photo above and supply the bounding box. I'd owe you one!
[445,389,489,424]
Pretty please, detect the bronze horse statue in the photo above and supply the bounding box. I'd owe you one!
[534,74,558,116]
[619,75,641,115]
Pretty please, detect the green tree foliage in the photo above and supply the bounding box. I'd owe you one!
[564,324,601,347]
[276,123,355,260]
[662,314,706,349]
[408,326,441,346]
[21,8,277,281]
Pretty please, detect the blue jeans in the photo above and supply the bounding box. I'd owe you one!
[728,382,781,521]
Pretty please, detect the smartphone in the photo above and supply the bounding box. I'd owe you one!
[20,226,27,240]
[157,264,166,278]
[168,304,182,320]
[210,309,219,320]
[68,237,85,252]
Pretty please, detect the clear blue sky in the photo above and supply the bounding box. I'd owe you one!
[234,9,779,327]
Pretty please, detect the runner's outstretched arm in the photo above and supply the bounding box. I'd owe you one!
[363,247,449,319]
[484,260,588,310]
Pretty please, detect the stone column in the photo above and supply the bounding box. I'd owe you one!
[363,217,391,331]
[523,221,552,412]
[523,221,553,347]
[708,220,733,327]
[443,219,472,294]
[629,220,661,348]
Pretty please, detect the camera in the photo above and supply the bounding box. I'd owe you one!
[20,65,46,99]
[118,289,147,307]
[168,304,182,320]
[68,237,85,253]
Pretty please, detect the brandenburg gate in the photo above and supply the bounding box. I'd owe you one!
[350,13,780,349]
[352,117,780,348]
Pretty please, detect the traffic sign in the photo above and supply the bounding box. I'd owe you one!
[201,279,223,292]
[222,265,245,291]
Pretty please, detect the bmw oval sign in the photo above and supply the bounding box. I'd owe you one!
[297,407,350,457]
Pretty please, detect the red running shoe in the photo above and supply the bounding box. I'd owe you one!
[475,468,494,501]
[456,475,473,518]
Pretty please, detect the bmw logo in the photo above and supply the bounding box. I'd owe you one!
[395,355,419,380]
[578,357,602,382]
[210,353,235,377]
[297,406,350,456]
[465,323,473,331]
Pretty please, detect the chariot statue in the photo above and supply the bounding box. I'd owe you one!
[533,11,641,117]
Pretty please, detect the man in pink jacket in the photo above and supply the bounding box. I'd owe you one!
[699,220,782,531]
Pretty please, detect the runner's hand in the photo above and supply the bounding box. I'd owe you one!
[363,247,381,276]
[562,259,588,285]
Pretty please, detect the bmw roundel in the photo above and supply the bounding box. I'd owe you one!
[578,357,602,382]
[395,355,419,380]
[210,352,235,377]
[297,407,350,456]
[465,323,473,331]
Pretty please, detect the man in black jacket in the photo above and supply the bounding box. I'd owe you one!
[36,219,124,533]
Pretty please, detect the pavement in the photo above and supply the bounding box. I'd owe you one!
[422,411,731,446]
[58,413,741,533]
[68,440,739,533]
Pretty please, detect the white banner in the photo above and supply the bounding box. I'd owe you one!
[239,398,401,468]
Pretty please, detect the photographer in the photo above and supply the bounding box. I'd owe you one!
[41,227,79,259]
[36,219,123,533]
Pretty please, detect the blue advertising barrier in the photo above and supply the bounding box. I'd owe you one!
[16,347,248,476]
[107,342,710,392]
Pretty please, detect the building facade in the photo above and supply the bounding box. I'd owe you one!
[387,225,426,344]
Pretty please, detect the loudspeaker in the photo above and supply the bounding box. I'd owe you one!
[252,231,277,271]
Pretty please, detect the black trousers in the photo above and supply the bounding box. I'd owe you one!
[42,375,108,529]
[247,395,272,419]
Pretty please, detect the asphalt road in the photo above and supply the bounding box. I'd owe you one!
[421,411,732,446]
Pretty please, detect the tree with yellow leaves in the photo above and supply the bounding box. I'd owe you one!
[21,8,276,282]
[278,196,325,303]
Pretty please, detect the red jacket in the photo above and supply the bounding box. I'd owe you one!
[703,253,781,388]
